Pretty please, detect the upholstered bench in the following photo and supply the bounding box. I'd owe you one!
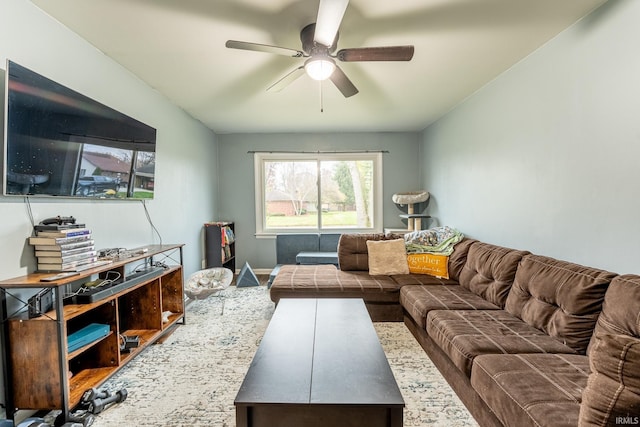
[269,264,404,321]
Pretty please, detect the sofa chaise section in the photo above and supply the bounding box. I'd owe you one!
[268,233,341,286]
[269,264,403,321]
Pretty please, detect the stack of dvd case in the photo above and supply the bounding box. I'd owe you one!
[29,224,102,272]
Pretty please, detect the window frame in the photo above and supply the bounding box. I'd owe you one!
[254,152,383,236]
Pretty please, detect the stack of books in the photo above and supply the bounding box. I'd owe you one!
[29,226,108,272]
[220,225,235,262]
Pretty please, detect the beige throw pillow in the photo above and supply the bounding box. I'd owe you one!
[367,239,409,275]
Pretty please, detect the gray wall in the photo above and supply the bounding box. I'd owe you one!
[0,1,218,279]
[218,132,422,270]
[420,0,639,274]
[0,0,219,405]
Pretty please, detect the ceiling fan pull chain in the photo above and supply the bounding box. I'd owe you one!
[320,81,324,113]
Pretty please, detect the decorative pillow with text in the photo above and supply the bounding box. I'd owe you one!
[407,253,449,279]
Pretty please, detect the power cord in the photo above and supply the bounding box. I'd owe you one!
[65,271,122,299]
[141,200,163,245]
[25,196,36,232]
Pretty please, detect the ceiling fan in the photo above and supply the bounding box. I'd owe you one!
[225,0,414,98]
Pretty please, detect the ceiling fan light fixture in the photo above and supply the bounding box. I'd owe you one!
[304,57,336,81]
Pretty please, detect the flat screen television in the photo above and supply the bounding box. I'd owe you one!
[2,60,156,199]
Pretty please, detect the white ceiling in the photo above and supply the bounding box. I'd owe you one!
[31,0,606,134]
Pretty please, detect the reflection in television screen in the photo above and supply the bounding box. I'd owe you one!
[3,60,157,199]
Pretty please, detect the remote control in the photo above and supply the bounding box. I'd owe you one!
[40,271,80,282]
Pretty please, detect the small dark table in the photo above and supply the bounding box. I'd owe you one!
[235,298,405,427]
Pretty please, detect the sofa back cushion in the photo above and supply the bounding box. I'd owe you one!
[338,233,403,271]
[505,254,616,354]
[447,238,477,281]
[579,275,640,425]
[590,274,640,341]
[458,242,529,307]
[579,333,640,426]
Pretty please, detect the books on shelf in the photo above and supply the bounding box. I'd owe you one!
[34,239,95,252]
[28,233,93,246]
[35,244,96,257]
[37,256,99,272]
[36,250,98,265]
[35,228,91,238]
[37,259,113,273]
[220,226,235,246]
[222,245,232,262]
[29,226,103,272]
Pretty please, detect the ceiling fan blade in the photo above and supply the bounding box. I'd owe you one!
[267,66,306,92]
[314,0,349,48]
[226,40,304,57]
[337,46,415,62]
[329,65,358,98]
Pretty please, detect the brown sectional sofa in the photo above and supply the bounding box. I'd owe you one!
[269,233,640,426]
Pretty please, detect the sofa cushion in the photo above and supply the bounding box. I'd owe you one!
[581,274,640,424]
[400,285,500,329]
[269,264,401,303]
[590,274,640,342]
[471,353,589,427]
[458,242,529,308]
[580,333,640,426]
[338,233,404,271]
[445,238,477,281]
[406,253,449,278]
[366,239,409,275]
[505,254,617,354]
[426,309,577,377]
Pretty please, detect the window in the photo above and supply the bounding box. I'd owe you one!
[254,152,383,235]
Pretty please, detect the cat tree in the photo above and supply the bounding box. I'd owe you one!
[392,191,430,231]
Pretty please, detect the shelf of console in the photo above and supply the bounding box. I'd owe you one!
[0,243,185,423]
[0,244,184,289]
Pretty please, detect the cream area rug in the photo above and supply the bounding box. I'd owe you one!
[91,286,478,427]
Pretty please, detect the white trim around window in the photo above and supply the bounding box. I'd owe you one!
[254,152,383,236]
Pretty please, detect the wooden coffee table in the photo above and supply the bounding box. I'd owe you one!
[235,298,404,427]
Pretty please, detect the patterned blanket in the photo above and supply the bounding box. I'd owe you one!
[404,226,464,255]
